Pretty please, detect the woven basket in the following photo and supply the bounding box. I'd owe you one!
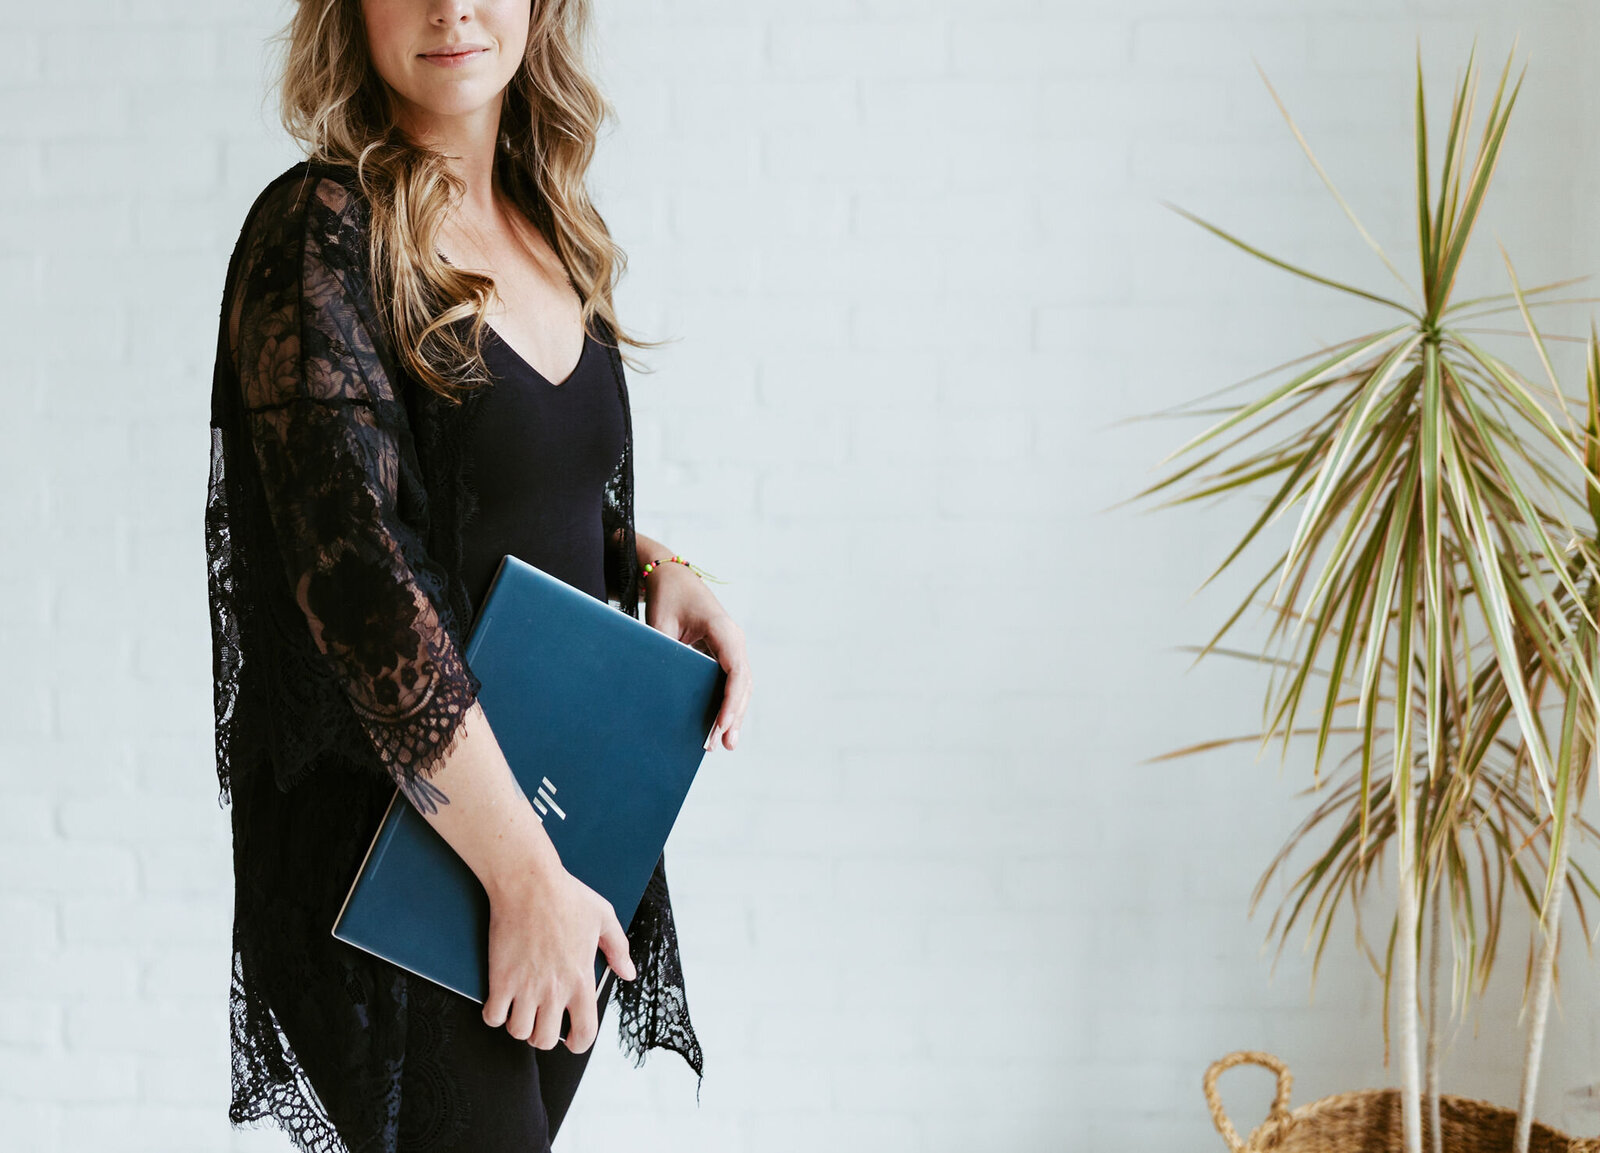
[1204,1050,1600,1152]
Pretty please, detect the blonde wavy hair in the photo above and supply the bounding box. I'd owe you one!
[270,0,662,402]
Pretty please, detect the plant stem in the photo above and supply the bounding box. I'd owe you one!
[1427,872,1443,1153]
[1398,793,1423,1153]
[1515,739,1578,1153]
[1516,882,1563,1153]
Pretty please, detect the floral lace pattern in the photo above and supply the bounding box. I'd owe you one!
[208,160,702,1153]
[226,168,478,813]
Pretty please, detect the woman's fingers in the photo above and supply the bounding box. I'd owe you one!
[564,987,599,1053]
[704,617,752,750]
[483,980,513,1030]
[504,991,537,1042]
[530,993,564,1050]
[718,656,752,749]
[597,909,636,981]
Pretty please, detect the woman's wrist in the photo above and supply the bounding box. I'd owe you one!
[634,532,724,602]
[477,802,566,902]
[635,532,675,598]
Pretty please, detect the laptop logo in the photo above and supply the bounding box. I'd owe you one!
[531,776,566,823]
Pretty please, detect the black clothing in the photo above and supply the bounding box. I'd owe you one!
[205,159,702,1153]
[459,324,625,613]
[396,965,614,1151]
[414,313,627,1150]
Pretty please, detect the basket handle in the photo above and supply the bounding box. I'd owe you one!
[1203,1050,1294,1152]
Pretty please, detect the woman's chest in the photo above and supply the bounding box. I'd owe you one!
[437,210,586,388]
[464,331,626,504]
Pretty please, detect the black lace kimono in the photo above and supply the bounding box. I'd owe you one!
[205,159,702,1152]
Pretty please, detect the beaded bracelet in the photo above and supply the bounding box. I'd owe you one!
[641,554,725,584]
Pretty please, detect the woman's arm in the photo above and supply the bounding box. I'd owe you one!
[404,701,559,891]
[633,530,754,751]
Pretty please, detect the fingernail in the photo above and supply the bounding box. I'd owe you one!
[703,729,714,751]
[729,728,739,748]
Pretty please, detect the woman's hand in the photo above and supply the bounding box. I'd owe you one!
[641,554,752,752]
[481,863,636,1052]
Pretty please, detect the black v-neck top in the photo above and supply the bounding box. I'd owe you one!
[460,322,626,617]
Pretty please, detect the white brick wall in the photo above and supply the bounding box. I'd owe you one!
[5,0,1600,1149]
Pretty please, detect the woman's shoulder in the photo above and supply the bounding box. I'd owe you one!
[237,158,371,259]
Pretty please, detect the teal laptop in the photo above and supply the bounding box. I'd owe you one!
[331,554,725,1004]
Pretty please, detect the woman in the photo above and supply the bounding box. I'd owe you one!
[204,1,752,1149]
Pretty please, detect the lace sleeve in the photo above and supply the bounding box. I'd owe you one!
[227,174,476,814]
[601,449,632,607]
[598,328,640,614]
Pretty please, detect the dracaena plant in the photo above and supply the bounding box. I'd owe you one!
[1128,43,1600,1153]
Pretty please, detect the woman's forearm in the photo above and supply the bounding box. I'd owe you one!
[398,700,563,900]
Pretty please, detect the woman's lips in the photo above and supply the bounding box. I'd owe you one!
[420,48,488,68]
